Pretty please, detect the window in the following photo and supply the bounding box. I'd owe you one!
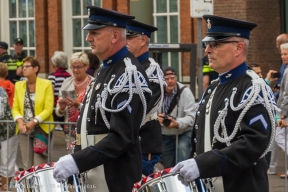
[153,0,180,79]
[71,0,101,53]
[4,0,35,56]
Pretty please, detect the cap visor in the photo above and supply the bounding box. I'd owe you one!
[202,36,231,42]
[82,23,107,30]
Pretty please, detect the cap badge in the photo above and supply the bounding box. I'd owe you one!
[225,74,232,78]
[107,60,112,64]
[18,38,21,41]
[207,19,211,29]
[88,8,90,17]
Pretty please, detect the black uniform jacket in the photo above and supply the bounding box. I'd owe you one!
[138,52,162,154]
[191,63,272,192]
[72,47,151,192]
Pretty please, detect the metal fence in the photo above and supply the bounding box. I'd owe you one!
[0,120,76,170]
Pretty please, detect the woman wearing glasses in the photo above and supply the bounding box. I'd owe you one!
[55,52,94,149]
[12,56,54,169]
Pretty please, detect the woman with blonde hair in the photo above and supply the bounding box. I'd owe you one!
[55,52,94,148]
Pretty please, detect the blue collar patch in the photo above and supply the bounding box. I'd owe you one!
[102,46,129,68]
[137,52,149,63]
[219,62,248,84]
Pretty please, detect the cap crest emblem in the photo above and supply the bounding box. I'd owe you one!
[207,19,211,29]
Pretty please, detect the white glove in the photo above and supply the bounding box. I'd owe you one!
[170,158,200,183]
[53,154,79,182]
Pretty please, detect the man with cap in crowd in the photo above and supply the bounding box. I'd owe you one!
[13,38,27,79]
[158,66,196,169]
[126,20,166,176]
[0,41,19,83]
[53,6,151,192]
[0,41,12,62]
[171,15,276,192]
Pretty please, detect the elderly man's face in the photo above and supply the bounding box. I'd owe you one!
[165,71,177,93]
[86,27,113,60]
[205,39,240,74]
[126,34,143,57]
[281,49,288,65]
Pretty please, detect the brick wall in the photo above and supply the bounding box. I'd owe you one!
[214,0,282,79]
[35,0,48,74]
[47,0,63,73]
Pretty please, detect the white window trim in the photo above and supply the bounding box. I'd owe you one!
[0,0,35,56]
[61,0,102,63]
[152,0,182,81]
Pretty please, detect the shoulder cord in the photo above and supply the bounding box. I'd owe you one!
[95,57,152,129]
[146,57,166,114]
[213,70,276,158]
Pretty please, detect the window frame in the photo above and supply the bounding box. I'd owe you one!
[153,0,181,81]
[0,0,36,57]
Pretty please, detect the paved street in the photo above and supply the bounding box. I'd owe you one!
[269,150,288,192]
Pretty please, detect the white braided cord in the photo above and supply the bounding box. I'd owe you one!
[213,70,276,158]
[95,57,151,128]
[146,58,166,114]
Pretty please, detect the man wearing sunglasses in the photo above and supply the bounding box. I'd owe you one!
[171,15,276,192]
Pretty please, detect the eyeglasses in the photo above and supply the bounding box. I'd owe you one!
[21,65,33,69]
[70,65,85,70]
[204,41,239,50]
[126,34,141,41]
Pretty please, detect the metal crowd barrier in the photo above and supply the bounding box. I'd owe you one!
[0,120,76,183]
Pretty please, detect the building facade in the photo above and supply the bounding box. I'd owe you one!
[0,0,286,96]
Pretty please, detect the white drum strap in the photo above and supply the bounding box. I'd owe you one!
[81,103,90,149]
[204,87,224,192]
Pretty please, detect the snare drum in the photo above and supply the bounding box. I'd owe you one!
[14,162,87,192]
[133,167,207,192]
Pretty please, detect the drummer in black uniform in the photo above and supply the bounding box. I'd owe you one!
[126,20,166,176]
[171,15,277,192]
[53,6,151,192]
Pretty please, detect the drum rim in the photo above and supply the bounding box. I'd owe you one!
[15,162,55,181]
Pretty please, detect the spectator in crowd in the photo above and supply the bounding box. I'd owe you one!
[86,51,100,77]
[202,54,218,91]
[274,34,288,97]
[0,41,11,62]
[12,56,54,169]
[55,52,94,148]
[158,66,196,168]
[13,38,27,79]
[275,43,288,178]
[48,51,71,130]
[0,41,18,84]
[0,63,17,191]
[267,34,288,176]
[0,62,15,107]
[249,63,278,85]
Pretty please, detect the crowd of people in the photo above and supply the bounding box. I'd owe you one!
[0,5,286,192]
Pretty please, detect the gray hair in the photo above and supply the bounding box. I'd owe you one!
[51,51,68,69]
[230,37,249,55]
[280,43,288,50]
[70,52,89,66]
